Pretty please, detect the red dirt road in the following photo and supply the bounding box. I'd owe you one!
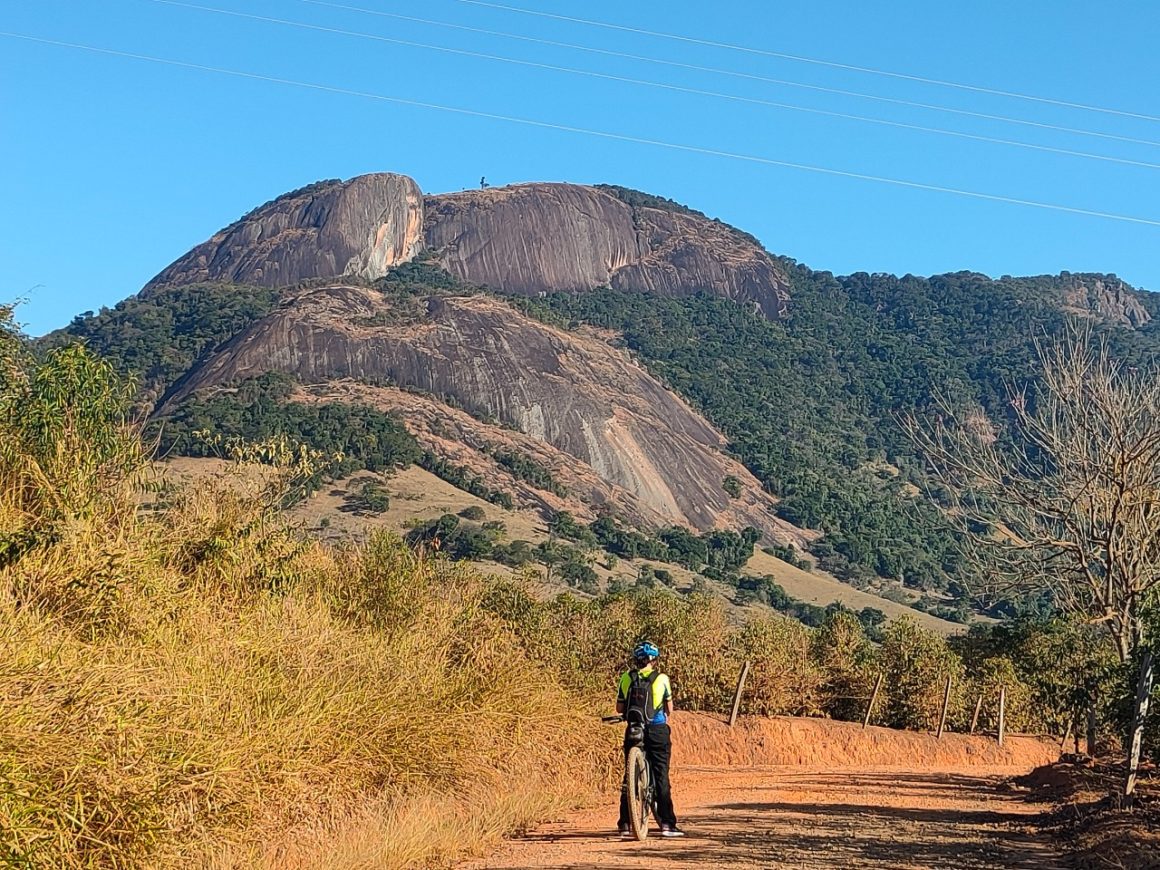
[463,765,1064,869]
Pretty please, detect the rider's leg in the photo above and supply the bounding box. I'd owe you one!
[644,724,677,826]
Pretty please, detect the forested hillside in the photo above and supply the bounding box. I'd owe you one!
[514,263,1160,616]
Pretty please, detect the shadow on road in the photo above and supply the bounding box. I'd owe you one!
[470,769,1064,869]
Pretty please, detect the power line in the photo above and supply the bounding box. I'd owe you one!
[5,31,1159,228]
[452,0,1160,124]
[293,0,1160,150]
[142,0,1160,171]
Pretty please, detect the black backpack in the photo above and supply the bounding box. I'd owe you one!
[625,669,660,725]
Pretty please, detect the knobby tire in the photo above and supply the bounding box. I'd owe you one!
[626,745,650,841]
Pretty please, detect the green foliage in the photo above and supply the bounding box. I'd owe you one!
[416,453,514,509]
[515,273,1160,612]
[878,617,964,730]
[953,618,1120,736]
[491,538,534,568]
[593,184,708,218]
[458,505,486,521]
[548,511,599,552]
[722,474,742,499]
[593,184,762,246]
[372,258,469,296]
[537,538,599,593]
[737,618,823,716]
[48,282,279,400]
[1,341,143,532]
[491,448,568,497]
[155,374,420,478]
[763,543,812,571]
[406,512,503,562]
[588,515,760,574]
[341,479,391,516]
[812,611,878,720]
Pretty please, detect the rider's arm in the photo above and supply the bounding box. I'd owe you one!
[616,699,626,714]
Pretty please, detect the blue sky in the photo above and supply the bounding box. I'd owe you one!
[4,0,1159,334]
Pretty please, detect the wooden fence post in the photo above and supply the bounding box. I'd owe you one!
[1086,703,1098,757]
[862,673,884,729]
[997,687,1007,747]
[728,661,750,728]
[969,696,983,734]
[937,675,953,739]
[1059,719,1073,754]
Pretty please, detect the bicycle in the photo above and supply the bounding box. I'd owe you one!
[602,712,656,840]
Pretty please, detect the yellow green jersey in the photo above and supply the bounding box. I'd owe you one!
[616,666,672,725]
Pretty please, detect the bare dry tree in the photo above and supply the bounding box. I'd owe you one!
[903,326,1160,803]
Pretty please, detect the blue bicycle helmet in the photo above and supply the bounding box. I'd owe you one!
[633,640,660,661]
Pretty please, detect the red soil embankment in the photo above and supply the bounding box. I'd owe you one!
[672,712,1058,771]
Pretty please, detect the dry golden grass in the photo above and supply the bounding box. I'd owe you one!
[0,465,616,868]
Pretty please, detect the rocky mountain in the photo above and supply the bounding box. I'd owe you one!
[148,174,790,318]
[161,282,802,539]
[148,175,425,290]
[57,171,1160,621]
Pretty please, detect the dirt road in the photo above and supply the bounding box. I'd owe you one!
[464,765,1063,869]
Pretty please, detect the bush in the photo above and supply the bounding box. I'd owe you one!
[341,479,391,515]
[878,617,965,730]
[458,505,486,521]
[0,320,615,867]
[813,611,878,721]
[738,618,823,716]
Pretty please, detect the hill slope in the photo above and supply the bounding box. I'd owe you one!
[160,281,801,540]
[53,171,1160,622]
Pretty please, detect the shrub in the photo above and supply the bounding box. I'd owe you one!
[878,617,965,730]
[739,618,823,716]
[723,475,742,499]
[341,479,391,515]
[812,611,879,721]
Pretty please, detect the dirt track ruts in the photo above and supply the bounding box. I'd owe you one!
[462,765,1064,869]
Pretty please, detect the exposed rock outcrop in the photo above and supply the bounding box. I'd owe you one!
[164,284,800,539]
[147,174,790,317]
[1059,274,1152,328]
[425,183,789,317]
[146,174,424,290]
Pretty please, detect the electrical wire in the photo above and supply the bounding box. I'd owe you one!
[143,0,1160,171]
[292,0,1160,150]
[451,0,1160,123]
[5,30,1159,228]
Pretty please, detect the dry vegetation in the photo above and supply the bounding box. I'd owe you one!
[0,467,615,866]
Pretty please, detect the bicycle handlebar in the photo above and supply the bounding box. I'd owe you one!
[601,715,625,723]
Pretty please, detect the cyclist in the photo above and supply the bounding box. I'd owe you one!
[616,640,684,838]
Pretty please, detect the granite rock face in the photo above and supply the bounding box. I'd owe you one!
[165,284,797,538]
[1060,275,1152,328]
[149,174,790,317]
[146,174,424,290]
[425,183,790,317]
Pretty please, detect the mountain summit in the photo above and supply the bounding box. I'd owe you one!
[148,173,790,318]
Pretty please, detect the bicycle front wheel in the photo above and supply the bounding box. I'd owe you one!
[626,745,651,841]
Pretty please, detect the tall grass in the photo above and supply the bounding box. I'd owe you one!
[0,326,613,868]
